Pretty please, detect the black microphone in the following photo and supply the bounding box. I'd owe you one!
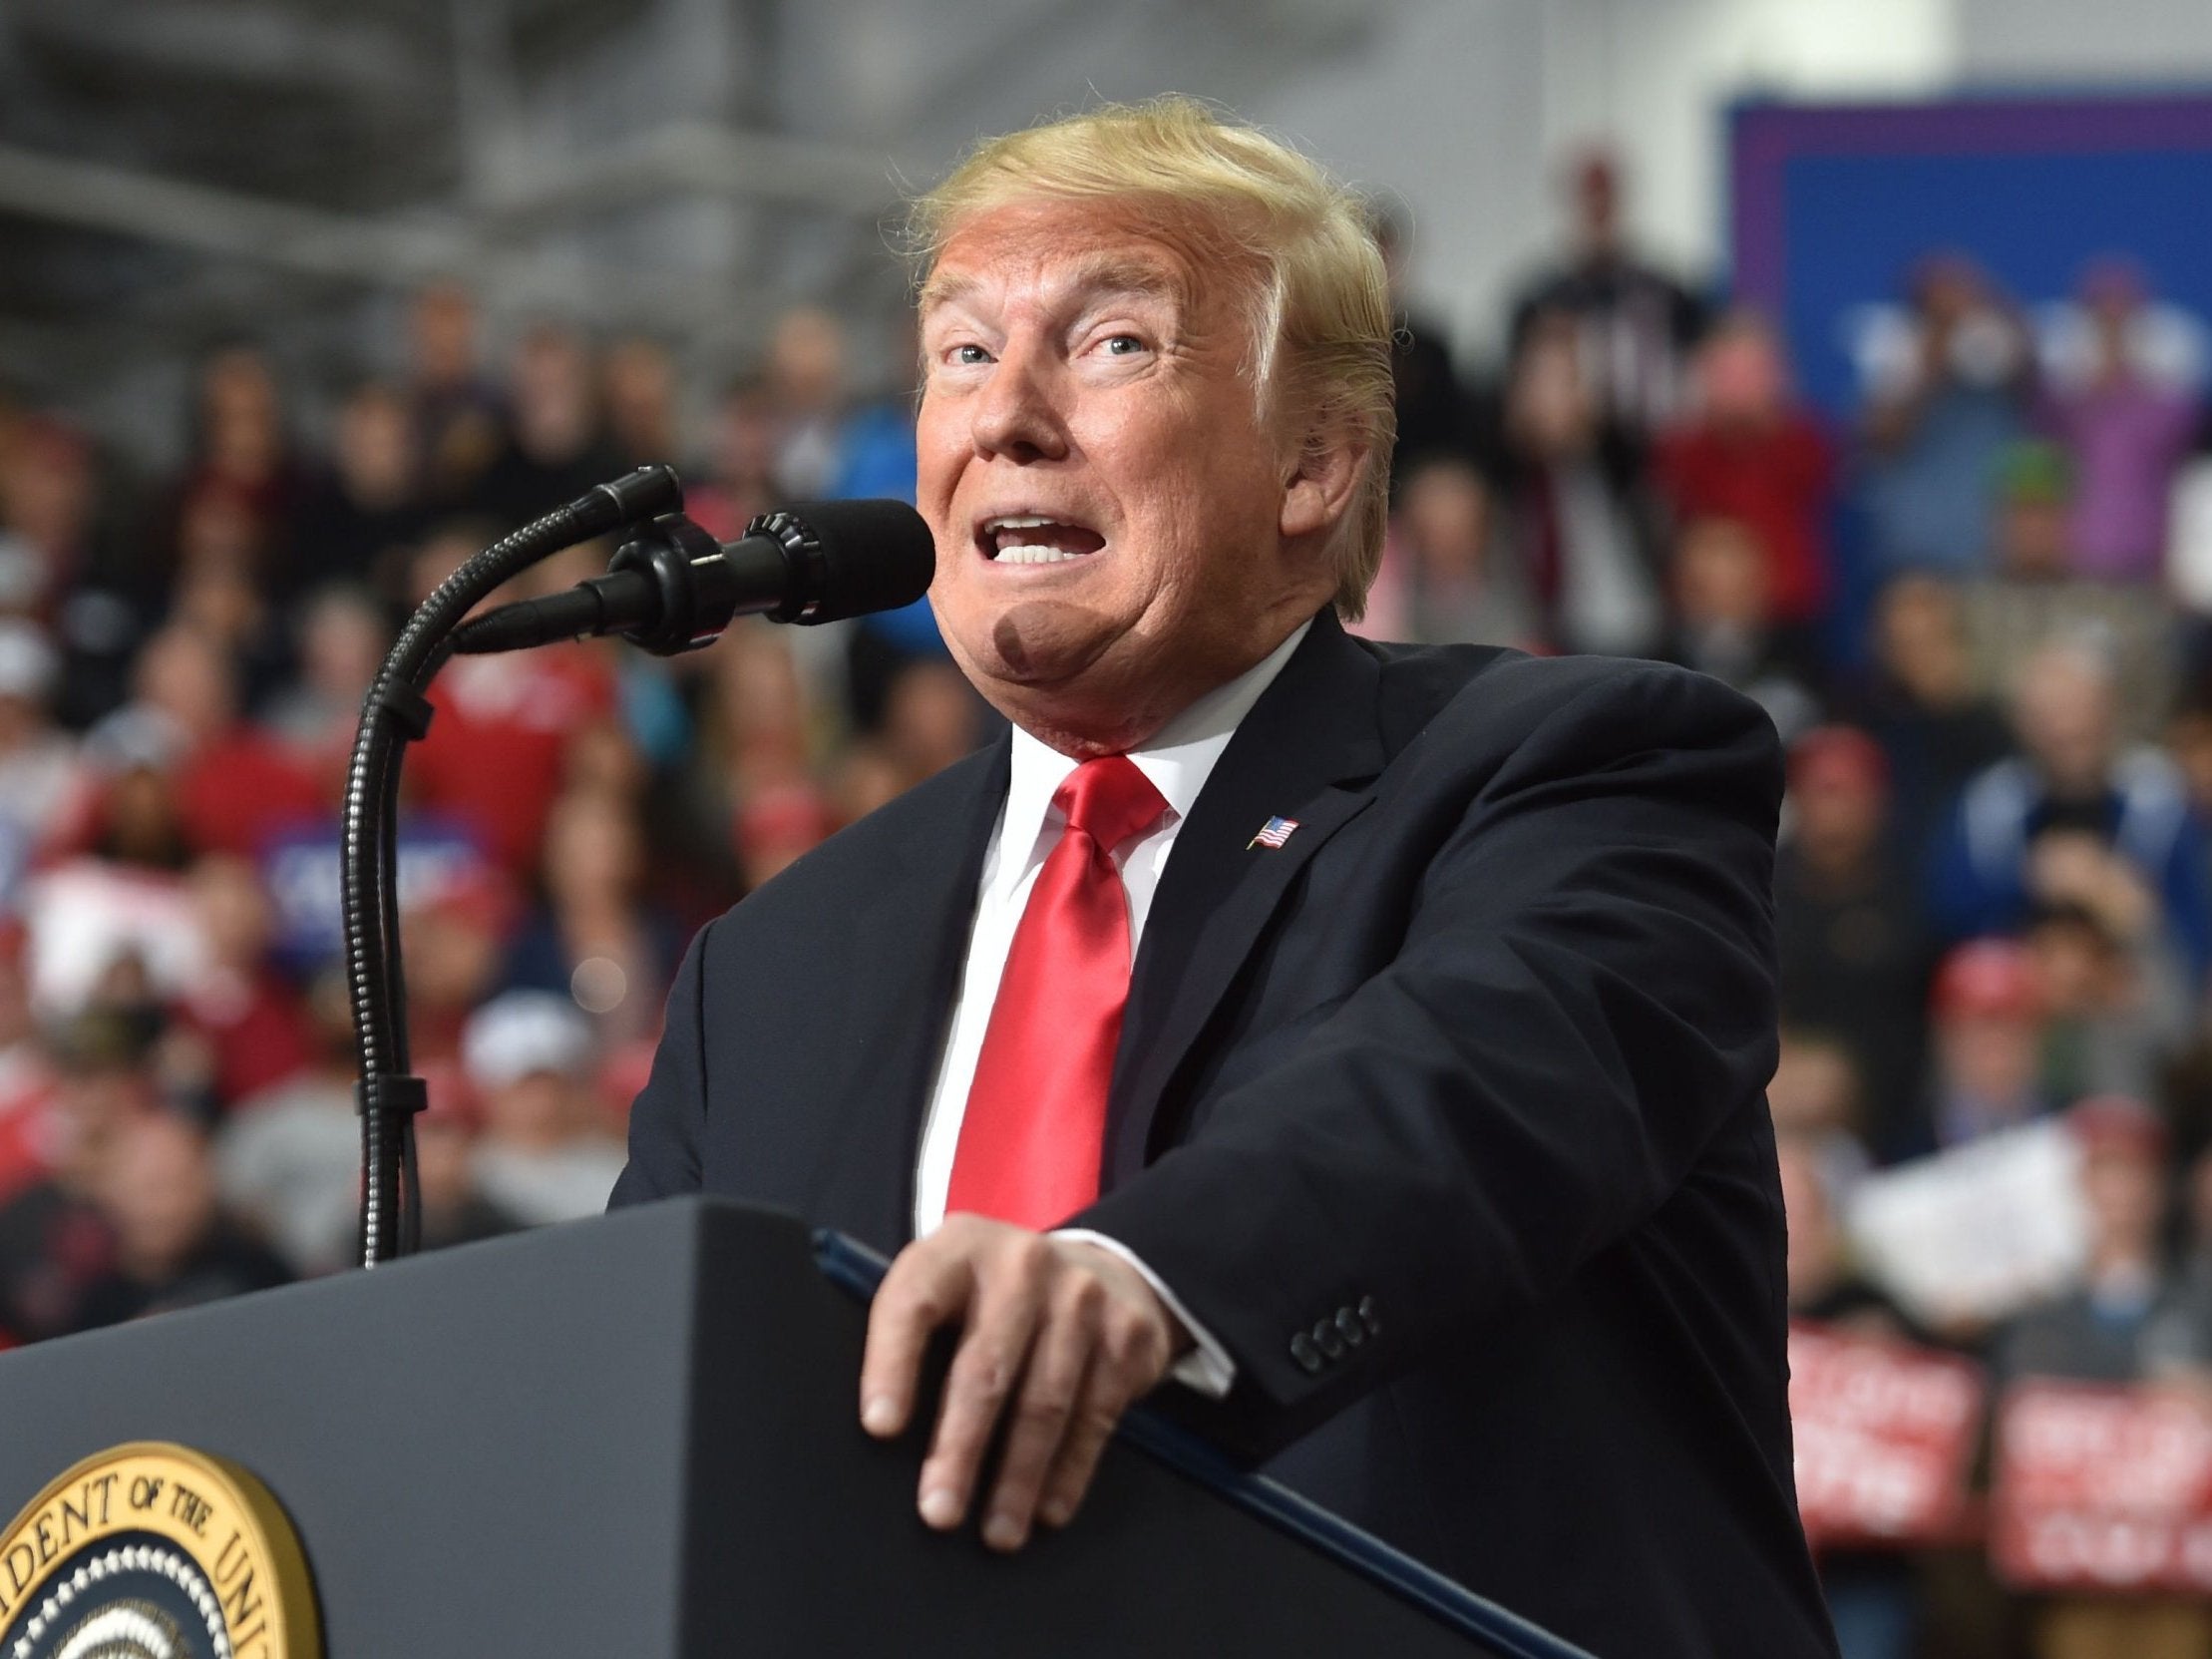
[452,498,935,657]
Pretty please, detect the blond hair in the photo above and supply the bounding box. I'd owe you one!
[909,97,1396,619]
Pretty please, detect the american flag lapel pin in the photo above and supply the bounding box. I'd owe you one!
[1247,815,1299,851]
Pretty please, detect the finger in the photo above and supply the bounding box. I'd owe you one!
[1038,1305,1171,1529]
[859,1237,976,1440]
[918,1245,1048,1531]
[978,1278,1105,1550]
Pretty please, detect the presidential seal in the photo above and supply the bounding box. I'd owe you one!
[0,1445,318,1659]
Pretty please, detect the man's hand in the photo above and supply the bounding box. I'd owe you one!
[859,1215,1191,1550]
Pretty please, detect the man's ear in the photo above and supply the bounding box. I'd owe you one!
[1280,417,1368,545]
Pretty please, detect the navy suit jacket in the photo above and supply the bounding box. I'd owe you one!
[612,612,1838,1659]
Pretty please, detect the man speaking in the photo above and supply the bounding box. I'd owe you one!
[613,99,1836,1658]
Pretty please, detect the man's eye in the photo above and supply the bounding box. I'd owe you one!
[949,343,992,366]
[1102,334,1146,356]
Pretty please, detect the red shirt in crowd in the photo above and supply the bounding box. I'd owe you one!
[411,645,617,875]
[1655,415,1836,622]
[176,730,327,859]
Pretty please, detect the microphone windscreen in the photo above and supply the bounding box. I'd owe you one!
[776,499,936,624]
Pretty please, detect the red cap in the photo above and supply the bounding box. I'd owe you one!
[1932,939,2042,1022]
[1790,725,1888,797]
[2068,1093,2167,1161]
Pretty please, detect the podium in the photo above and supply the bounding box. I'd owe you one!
[0,1197,1590,1657]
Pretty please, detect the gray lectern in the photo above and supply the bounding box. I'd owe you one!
[0,1197,1590,1657]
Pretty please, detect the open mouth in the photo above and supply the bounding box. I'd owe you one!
[976,513,1107,566]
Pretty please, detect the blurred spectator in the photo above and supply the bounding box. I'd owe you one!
[2038,260,2201,583]
[0,419,140,727]
[405,279,507,507]
[2025,901,2191,1109]
[2142,1143,2212,1380]
[412,584,619,875]
[1928,638,2212,980]
[400,863,516,1066]
[71,1109,288,1331]
[763,306,849,499]
[471,322,623,530]
[603,335,681,469]
[214,969,366,1276]
[502,788,682,1046]
[461,991,625,1226]
[0,1009,160,1343]
[411,1072,525,1254]
[161,345,308,607]
[259,584,389,790]
[1775,727,1933,1144]
[174,856,314,1112]
[685,375,781,545]
[1658,516,1823,742]
[1926,940,2051,1152]
[1356,458,1537,647]
[0,621,83,905]
[1492,309,1662,655]
[0,926,55,1203]
[1507,147,1707,447]
[1654,311,1835,624]
[1847,575,2015,870]
[1957,442,2175,737]
[1859,255,2033,575]
[1372,207,1480,484]
[293,380,427,595]
[91,624,321,860]
[1995,1097,2211,1659]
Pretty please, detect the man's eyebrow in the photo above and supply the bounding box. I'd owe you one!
[919,255,1188,319]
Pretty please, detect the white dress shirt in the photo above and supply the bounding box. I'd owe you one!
[914,621,1311,1396]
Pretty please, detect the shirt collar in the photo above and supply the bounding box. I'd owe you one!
[998,619,1313,876]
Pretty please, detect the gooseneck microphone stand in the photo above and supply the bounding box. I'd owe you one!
[344,465,681,1267]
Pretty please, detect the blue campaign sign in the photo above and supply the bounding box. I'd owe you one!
[1730,95,2212,420]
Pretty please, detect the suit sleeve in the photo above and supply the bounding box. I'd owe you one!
[1068,664,1782,1456]
[608,918,714,1206]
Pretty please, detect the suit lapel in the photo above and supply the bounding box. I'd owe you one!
[807,732,1008,1248]
[1104,613,1386,1184]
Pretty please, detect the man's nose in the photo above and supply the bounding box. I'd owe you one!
[969,341,1070,464]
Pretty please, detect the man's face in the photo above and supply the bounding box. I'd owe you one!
[917,199,1340,752]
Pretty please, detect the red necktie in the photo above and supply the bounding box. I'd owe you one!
[946,754,1168,1229]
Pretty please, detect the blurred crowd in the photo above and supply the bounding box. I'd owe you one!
[4,144,2212,1657]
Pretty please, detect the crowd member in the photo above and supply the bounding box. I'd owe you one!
[1958,441,2175,734]
[1929,637,2211,980]
[501,787,682,1048]
[1859,254,2033,576]
[0,622,82,905]
[1995,1096,2212,1659]
[159,344,308,606]
[404,279,508,507]
[470,322,624,530]
[1491,307,1662,655]
[292,379,427,594]
[1924,939,2053,1153]
[0,1009,160,1344]
[1507,147,1708,449]
[2039,260,2201,584]
[71,1109,289,1332]
[1847,574,2018,871]
[1774,726,1933,1139]
[1356,457,1537,648]
[1654,310,1835,625]
[1659,515,1823,743]
[462,990,625,1227]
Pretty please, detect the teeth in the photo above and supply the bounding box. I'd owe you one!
[986,515,1056,532]
[995,545,1087,565]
